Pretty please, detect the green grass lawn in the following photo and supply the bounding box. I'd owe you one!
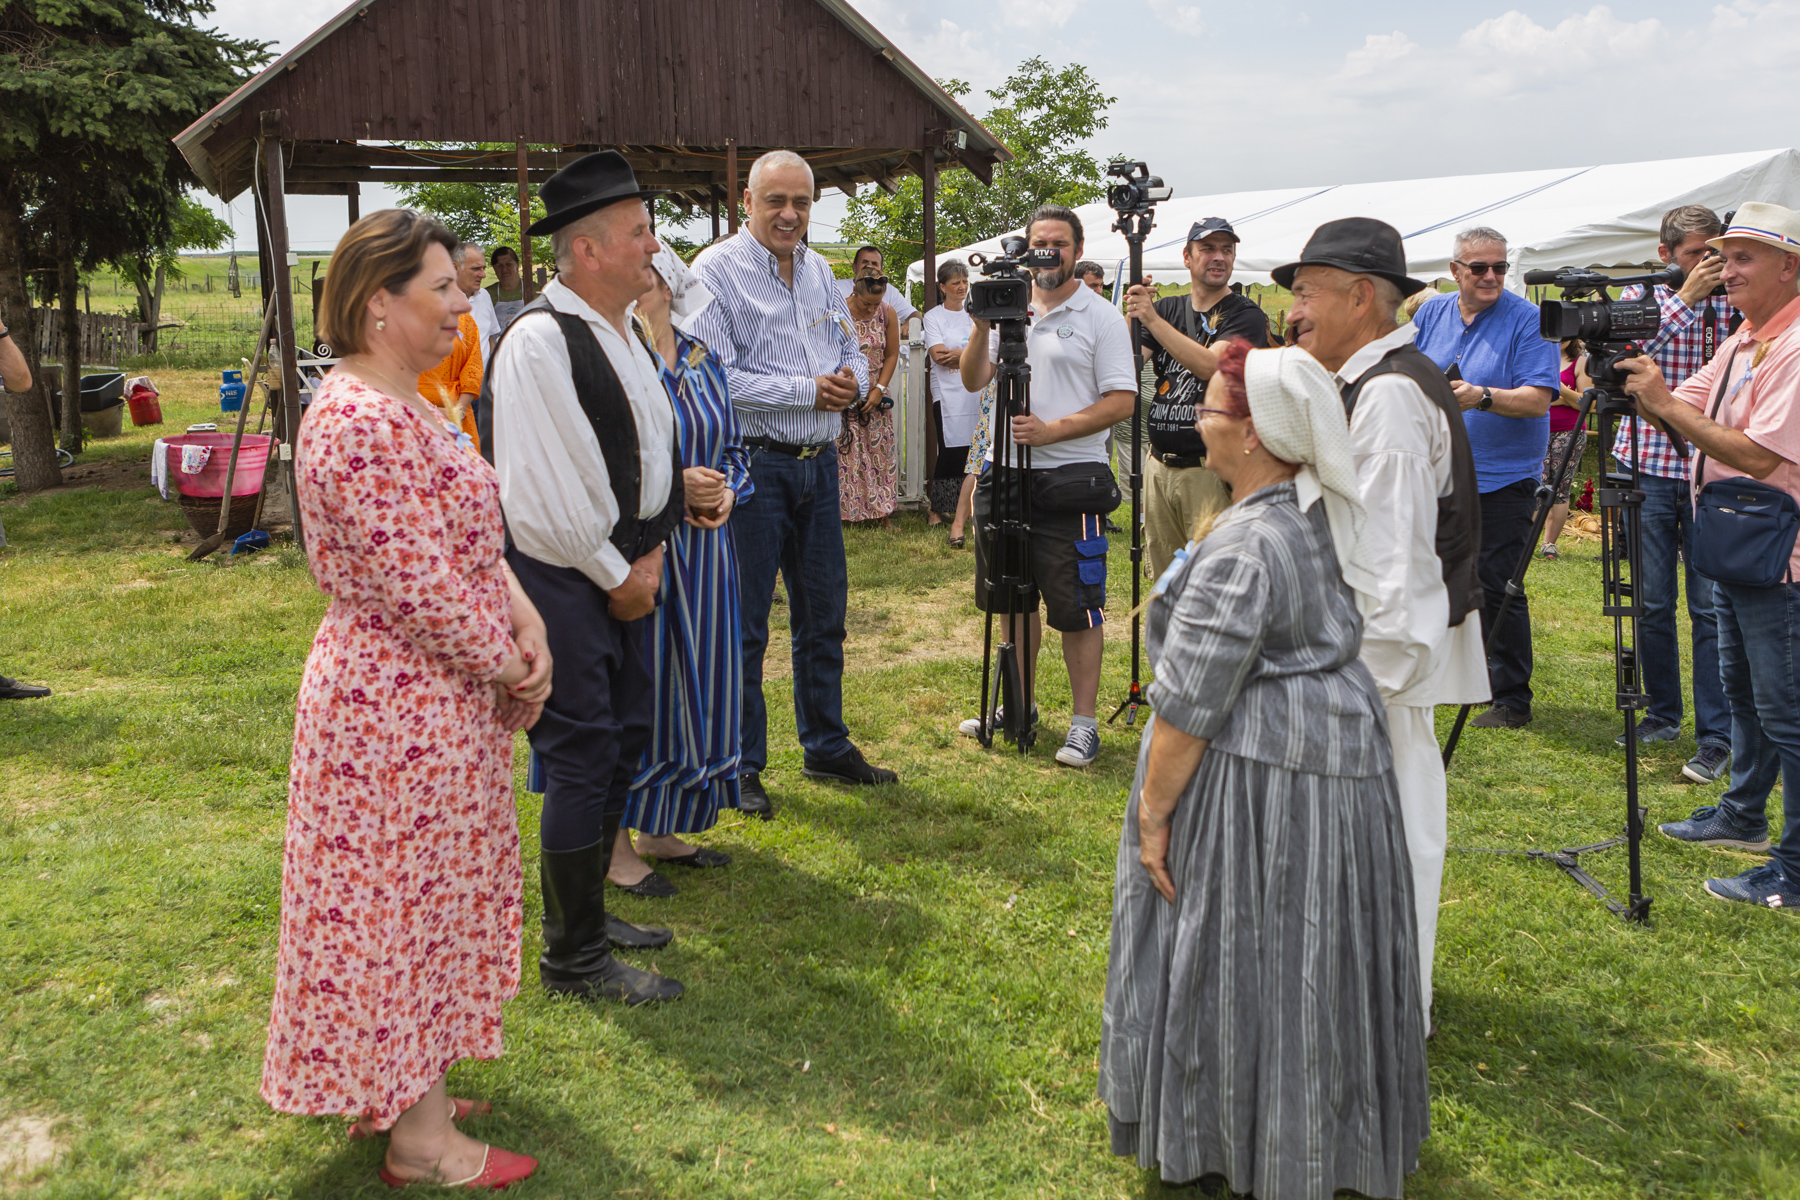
[2,377,1798,1197]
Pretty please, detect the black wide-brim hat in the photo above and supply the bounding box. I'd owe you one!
[1270,216,1427,296]
[526,150,665,236]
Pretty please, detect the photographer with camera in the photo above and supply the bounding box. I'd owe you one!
[955,204,1138,768]
[1413,226,1561,731]
[1124,218,1272,577]
[1605,205,1736,781]
[1621,202,1800,913]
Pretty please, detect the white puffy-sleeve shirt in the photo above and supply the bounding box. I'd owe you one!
[1336,325,1490,709]
[490,279,675,591]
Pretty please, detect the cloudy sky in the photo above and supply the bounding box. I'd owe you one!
[198,0,1800,250]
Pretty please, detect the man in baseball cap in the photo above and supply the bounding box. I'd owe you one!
[1280,216,1489,1032]
[1624,201,1800,913]
[1122,216,1271,577]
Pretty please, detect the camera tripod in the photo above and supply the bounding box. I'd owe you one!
[976,317,1038,752]
[1108,203,1155,726]
[1441,383,1656,925]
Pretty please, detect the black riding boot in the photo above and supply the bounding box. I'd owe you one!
[538,816,684,1006]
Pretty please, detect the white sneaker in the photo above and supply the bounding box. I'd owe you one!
[1055,724,1101,767]
[958,706,1038,739]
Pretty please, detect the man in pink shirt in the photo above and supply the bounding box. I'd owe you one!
[1623,201,1800,912]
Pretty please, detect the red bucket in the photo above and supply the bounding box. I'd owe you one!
[162,433,273,498]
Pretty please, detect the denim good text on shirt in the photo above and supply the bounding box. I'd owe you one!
[1413,288,1562,492]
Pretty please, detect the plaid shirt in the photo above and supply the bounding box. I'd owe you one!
[1610,284,1738,479]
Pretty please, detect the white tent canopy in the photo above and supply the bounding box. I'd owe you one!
[905,148,1800,295]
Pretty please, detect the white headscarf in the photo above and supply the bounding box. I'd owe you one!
[1242,346,1380,611]
[649,245,714,333]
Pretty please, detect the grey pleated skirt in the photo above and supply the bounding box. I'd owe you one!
[1099,736,1430,1199]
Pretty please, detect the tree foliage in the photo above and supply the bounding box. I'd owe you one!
[116,195,234,350]
[838,59,1116,300]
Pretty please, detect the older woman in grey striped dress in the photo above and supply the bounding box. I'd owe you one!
[1100,342,1429,1198]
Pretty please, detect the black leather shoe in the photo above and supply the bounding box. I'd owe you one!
[604,914,673,950]
[738,771,774,820]
[544,957,686,1006]
[611,868,678,898]
[0,676,51,700]
[802,745,897,786]
[1471,704,1531,729]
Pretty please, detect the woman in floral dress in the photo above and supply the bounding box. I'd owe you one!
[837,269,900,526]
[261,211,551,1190]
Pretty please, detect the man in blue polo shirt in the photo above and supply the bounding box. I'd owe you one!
[1414,226,1561,728]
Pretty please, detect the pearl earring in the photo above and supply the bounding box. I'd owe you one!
[376,319,386,331]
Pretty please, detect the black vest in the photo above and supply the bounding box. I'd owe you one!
[478,297,685,563]
[1341,343,1484,629]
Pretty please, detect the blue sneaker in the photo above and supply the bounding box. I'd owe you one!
[1658,804,1771,852]
[1055,723,1101,768]
[1616,717,1680,748]
[1703,863,1800,911]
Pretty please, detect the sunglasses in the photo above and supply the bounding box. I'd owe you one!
[1454,260,1510,277]
[857,275,889,287]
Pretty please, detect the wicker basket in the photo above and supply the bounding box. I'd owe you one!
[177,491,262,541]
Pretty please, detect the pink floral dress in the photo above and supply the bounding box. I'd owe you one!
[837,303,898,521]
[261,373,522,1130]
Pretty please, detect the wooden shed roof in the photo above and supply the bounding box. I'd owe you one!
[174,0,1010,205]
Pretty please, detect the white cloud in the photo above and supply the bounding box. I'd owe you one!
[1457,6,1663,67]
[1337,31,1418,78]
[1148,0,1206,37]
[998,0,1083,29]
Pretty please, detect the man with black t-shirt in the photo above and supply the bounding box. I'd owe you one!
[1124,218,1270,575]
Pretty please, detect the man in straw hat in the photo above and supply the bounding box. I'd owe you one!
[484,150,688,1005]
[1622,201,1800,913]
[1276,217,1489,1027]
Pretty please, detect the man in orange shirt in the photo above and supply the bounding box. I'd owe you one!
[1624,201,1800,912]
[418,310,484,449]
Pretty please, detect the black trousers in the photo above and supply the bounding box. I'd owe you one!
[1477,478,1538,714]
[508,550,652,852]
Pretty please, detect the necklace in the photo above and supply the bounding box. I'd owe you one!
[339,358,443,427]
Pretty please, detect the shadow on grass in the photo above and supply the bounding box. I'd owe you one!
[0,698,122,770]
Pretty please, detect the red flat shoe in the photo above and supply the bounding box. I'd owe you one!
[378,1144,538,1189]
[349,1098,492,1140]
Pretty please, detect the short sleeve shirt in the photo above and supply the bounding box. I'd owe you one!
[1413,288,1562,492]
[922,304,984,446]
[1673,294,1800,578]
[986,282,1138,469]
[1139,291,1271,456]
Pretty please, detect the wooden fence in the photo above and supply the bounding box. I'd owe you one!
[31,308,144,366]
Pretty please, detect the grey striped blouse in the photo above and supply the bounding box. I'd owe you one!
[1147,481,1391,779]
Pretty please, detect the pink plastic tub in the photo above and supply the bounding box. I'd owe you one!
[162,433,274,498]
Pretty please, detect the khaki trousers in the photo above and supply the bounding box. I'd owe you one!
[1143,454,1230,578]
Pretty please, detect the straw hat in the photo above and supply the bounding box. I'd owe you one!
[1707,202,1800,256]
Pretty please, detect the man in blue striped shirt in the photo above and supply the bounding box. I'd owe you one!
[690,150,893,814]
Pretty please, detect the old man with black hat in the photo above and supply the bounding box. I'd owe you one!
[484,151,687,1006]
[1278,218,1488,1030]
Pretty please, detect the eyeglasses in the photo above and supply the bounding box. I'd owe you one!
[1454,260,1510,277]
[1193,406,1236,419]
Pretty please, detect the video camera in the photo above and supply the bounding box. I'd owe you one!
[1106,160,1173,218]
[967,235,1061,323]
[1528,263,1685,392]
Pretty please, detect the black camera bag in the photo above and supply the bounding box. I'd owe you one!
[1032,461,1122,515]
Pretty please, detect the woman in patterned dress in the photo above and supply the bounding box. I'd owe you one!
[606,249,755,896]
[1100,343,1428,1199]
[837,266,900,527]
[261,211,551,1190]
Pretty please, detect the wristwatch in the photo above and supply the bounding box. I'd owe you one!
[1477,387,1494,411]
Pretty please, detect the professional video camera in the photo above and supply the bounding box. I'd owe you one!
[1106,160,1173,218]
[966,235,1061,323]
[1528,263,1685,393]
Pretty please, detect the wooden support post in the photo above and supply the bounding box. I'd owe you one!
[922,137,939,313]
[517,138,534,301]
[710,188,721,241]
[725,139,739,234]
[347,182,360,226]
[260,112,306,552]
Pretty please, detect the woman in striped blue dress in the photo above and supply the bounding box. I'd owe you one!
[605,249,754,897]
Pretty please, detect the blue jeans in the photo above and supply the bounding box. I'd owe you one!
[733,443,852,774]
[1713,580,1800,881]
[1635,474,1729,745]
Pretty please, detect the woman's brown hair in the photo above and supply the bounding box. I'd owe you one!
[317,209,459,356]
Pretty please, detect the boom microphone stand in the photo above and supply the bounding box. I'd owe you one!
[1108,198,1155,725]
[977,316,1037,752]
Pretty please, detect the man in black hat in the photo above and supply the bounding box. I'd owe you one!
[1276,217,1488,1029]
[484,150,687,1006]
[1124,218,1271,576]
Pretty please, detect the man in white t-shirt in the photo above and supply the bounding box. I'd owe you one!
[456,243,500,356]
[834,245,916,325]
[954,204,1138,767]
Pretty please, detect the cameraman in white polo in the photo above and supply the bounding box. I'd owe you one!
[955,204,1138,767]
